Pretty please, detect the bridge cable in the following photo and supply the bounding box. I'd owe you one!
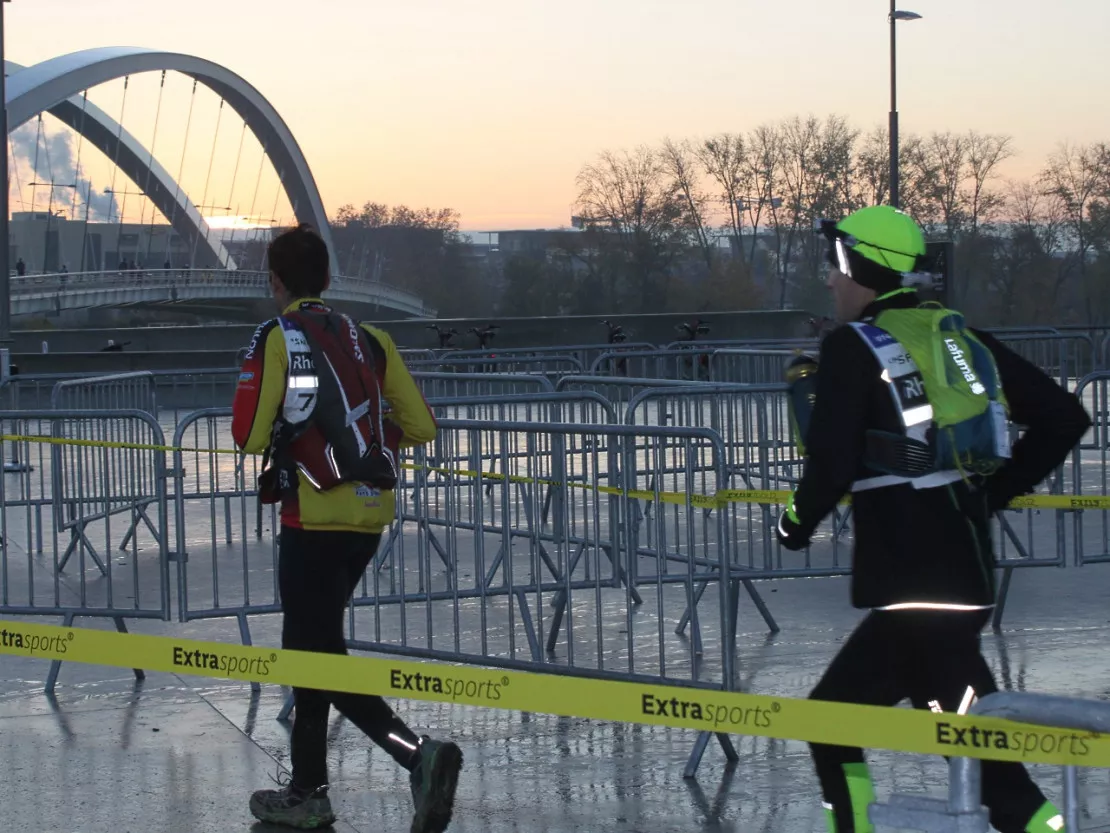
[259,166,286,269]
[36,113,59,269]
[69,86,90,222]
[75,91,95,271]
[28,113,42,223]
[22,114,48,270]
[164,78,198,267]
[218,121,249,264]
[106,76,131,266]
[8,134,26,213]
[140,70,167,266]
[190,97,224,268]
[243,140,268,272]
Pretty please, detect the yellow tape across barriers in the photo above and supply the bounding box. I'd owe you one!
[4,433,1109,512]
[0,619,1103,768]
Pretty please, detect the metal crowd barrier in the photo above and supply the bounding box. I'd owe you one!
[169,394,620,631]
[439,343,656,374]
[997,333,1095,390]
[663,338,820,352]
[49,371,160,415]
[0,355,1102,766]
[0,368,241,422]
[588,349,713,382]
[413,371,555,399]
[619,382,1075,631]
[3,371,1092,639]
[1071,372,1110,566]
[168,406,277,691]
[408,355,584,376]
[165,408,742,773]
[872,691,1109,832]
[398,348,437,362]
[425,391,619,425]
[0,408,171,691]
[359,417,740,775]
[556,375,713,409]
[707,348,802,385]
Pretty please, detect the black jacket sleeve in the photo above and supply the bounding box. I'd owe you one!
[973,330,1092,511]
[790,326,874,538]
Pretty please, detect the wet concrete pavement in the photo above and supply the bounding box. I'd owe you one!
[3,563,1110,833]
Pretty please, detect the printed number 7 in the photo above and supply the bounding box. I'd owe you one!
[298,392,315,410]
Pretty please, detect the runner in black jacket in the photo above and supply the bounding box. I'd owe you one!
[776,206,1090,833]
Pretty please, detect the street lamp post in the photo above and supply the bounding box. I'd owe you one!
[0,0,11,359]
[889,2,922,210]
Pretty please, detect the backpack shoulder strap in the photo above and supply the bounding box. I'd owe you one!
[352,321,387,380]
[848,321,932,441]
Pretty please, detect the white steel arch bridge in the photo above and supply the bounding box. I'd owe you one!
[5,47,432,320]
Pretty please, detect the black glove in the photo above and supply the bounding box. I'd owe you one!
[775,498,810,551]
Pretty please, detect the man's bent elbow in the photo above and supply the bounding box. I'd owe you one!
[1059,396,1093,447]
[406,421,438,446]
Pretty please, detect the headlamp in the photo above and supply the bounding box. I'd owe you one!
[835,237,854,278]
[826,233,860,279]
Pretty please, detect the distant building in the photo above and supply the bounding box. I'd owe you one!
[7,212,226,273]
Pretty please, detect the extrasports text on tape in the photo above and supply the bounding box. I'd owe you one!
[0,619,1103,768]
[2,433,1106,511]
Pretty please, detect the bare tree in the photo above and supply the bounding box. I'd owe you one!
[965,132,1014,235]
[922,132,968,238]
[740,123,784,267]
[897,133,939,228]
[995,179,1068,321]
[1040,143,1109,321]
[775,115,861,308]
[776,116,823,308]
[852,127,891,208]
[696,132,749,263]
[736,123,788,305]
[816,115,861,219]
[660,137,715,269]
[575,146,691,312]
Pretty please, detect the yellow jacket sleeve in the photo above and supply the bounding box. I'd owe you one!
[231,320,288,454]
[362,324,437,448]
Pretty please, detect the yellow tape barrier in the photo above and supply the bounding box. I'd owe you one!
[0,619,1102,767]
[3,433,1107,511]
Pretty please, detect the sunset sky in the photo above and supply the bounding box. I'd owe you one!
[9,0,1110,232]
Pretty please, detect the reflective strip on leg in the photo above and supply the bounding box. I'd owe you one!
[823,801,838,833]
[1026,801,1065,832]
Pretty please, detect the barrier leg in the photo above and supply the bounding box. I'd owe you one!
[683,731,711,779]
[114,617,145,684]
[869,755,990,831]
[741,578,779,634]
[1064,765,1080,832]
[715,733,739,765]
[992,567,1014,631]
[277,689,295,722]
[45,612,75,695]
[45,614,144,695]
[237,612,262,694]
[676,580,711,637]
[682,731,739,780]
[514,588,542,663]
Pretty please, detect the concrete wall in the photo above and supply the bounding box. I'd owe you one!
[11,309,814,375]
[371,310,814,350]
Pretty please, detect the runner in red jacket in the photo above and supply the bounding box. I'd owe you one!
[234,223,461,833]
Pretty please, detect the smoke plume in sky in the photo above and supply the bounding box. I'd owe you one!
[10,122,121,222]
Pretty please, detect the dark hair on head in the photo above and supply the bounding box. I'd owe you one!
[267,222,329,298]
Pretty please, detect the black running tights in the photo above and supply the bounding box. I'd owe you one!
[278,525,421,791]
[809,609,1049,833]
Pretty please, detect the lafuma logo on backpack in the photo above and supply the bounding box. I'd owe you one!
[944,338,986,395]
